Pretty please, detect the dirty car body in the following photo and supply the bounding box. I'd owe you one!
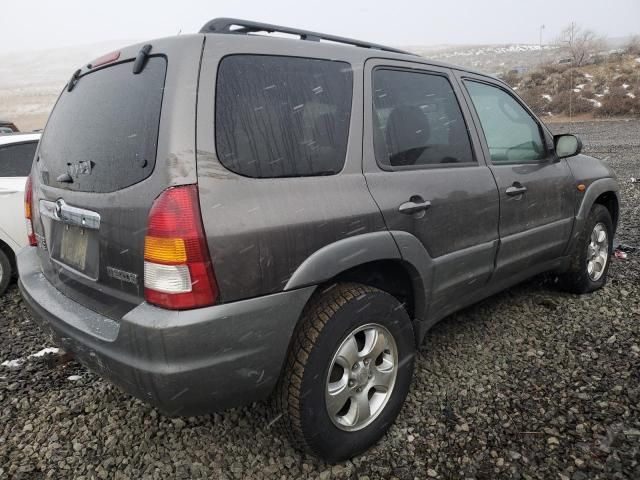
[18,18,619,459]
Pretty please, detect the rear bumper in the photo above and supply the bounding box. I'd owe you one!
[17,247,315,415]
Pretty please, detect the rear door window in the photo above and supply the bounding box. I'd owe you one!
[373,68,475,168]
[0,141,38,177]
[38,57,167,192]
[215,55,353,178]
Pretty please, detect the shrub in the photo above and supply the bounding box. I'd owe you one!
[518,87,548,116]
[549,90,593,115]
[624,36,640,55]
[596,89,640,117]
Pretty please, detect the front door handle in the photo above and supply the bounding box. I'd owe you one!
[399,198,432,215]
[505,183,527,196]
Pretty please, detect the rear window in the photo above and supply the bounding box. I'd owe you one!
[38,57,167,192]
[0,141,38,177]
[215,55,353,178]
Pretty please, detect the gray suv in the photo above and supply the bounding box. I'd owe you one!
[18,19,620,461]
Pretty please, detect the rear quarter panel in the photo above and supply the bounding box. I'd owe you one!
[196,36,387,302]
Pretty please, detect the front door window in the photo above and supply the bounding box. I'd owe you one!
[465,81,546,164]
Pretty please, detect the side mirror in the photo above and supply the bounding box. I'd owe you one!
[554,134,582,159]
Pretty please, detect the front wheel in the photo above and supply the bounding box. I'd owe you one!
[276,283,415,462]
[558,204,613,294]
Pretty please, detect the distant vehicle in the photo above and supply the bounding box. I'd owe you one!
[18,19,619,462]
[558,58,573,64]
[0,133,40,294]
[0,120,19,134]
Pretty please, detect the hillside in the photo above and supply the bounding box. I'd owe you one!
[507,54,640,119]
[406,43,560,74]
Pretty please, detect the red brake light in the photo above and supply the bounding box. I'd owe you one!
[89,51,121,69]
[24,175,37,247]
[143,185,218,310]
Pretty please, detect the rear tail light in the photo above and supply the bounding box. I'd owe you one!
[24,175,37,247]
[143,185,218,310]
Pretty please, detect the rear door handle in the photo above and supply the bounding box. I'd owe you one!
[398,198,431,215]
[505,183,527,196]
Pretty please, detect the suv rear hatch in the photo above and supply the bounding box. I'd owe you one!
[30,36,204,320]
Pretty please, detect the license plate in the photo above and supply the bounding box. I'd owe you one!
[60,225,88,271]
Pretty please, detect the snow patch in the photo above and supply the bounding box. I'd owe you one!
[595,93,604,98]
[584,73,593,79]
[1,359,25,369]
[1,347,62,369]
[622,83,630,89]
[575,84,586,90]
[628,92,636,99]
[541,94,552,102]
[635,57,640,63]
[573,88,581,93]
[68,375,82,381]
[30,347,60,358]
[587,98,602,108]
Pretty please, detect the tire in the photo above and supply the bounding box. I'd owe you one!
[0,249,12,296]
[275,282,416,462]
[558,204,613,294]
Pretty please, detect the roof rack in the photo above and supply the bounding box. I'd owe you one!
[199,18,416,56]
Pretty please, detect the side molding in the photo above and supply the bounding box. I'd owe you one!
[284,231,402,291]
[388,231,434,339]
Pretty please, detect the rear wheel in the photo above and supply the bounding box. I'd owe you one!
[0,249,12,296]
[276,283,415,462]
[559,204,613,294]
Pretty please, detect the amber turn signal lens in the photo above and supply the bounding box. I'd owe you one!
[577,183,586,192]
[144,236,187,264]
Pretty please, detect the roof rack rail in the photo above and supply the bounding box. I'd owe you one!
[199,18,416,56]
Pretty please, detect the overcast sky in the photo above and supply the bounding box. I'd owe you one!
[2,0,639,53]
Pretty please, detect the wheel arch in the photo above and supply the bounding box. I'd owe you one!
[284,231,432,344]
[593,191,619,231]
[576,178,620,226]
[566,178,620,256]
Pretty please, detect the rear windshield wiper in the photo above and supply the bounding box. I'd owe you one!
[67,69,82,92]
[133,44,152,74]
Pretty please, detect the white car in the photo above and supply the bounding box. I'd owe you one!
[0,133,40,294]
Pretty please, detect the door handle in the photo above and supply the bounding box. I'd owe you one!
[505,183,527,196]
[398,198,432,215]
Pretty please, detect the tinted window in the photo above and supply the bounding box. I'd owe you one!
[465,81,546,163]
[216,55,353,178]
[38,57,167,192]
[0,141,38,177]
[373,69,474,168]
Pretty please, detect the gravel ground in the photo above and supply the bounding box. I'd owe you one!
[1,119,639,479]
